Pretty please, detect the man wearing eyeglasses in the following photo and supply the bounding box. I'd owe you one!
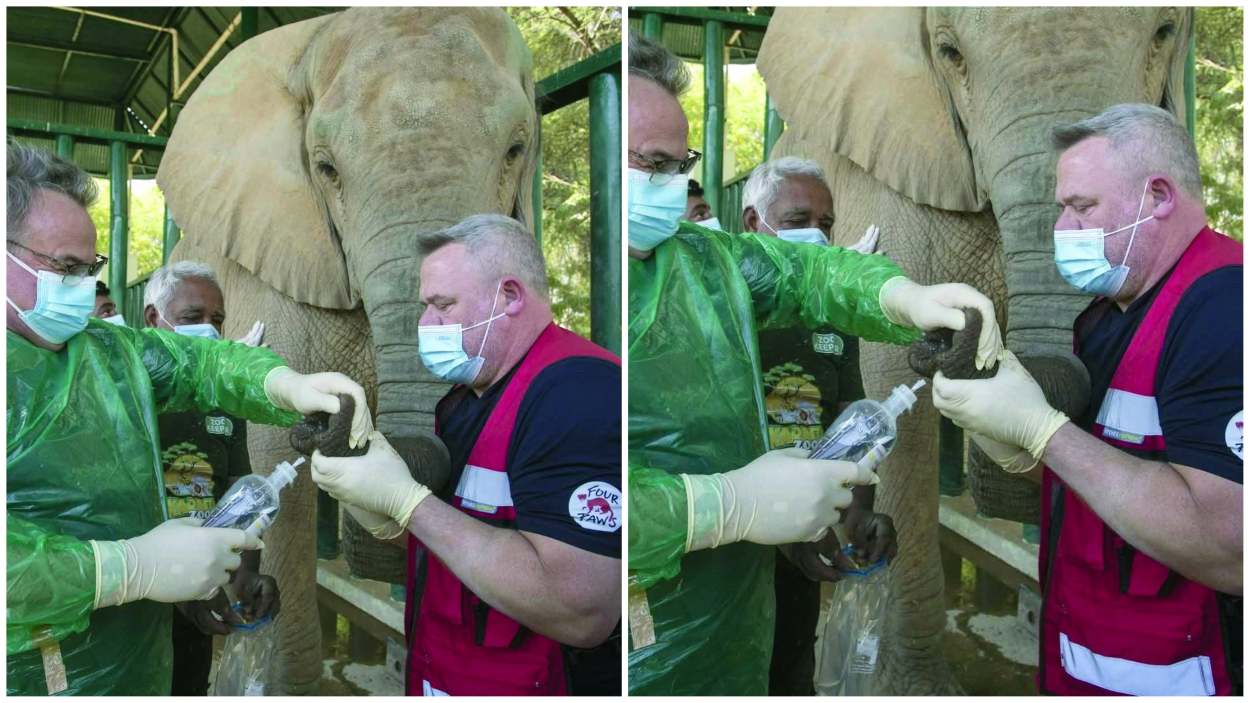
[626,36,1004,695]
[5,140,371,696]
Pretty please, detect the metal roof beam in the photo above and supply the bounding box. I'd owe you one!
[7,36,151,62]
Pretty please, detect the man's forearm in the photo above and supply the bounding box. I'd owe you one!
[405,497,617,647]
[1042,423,1241,593]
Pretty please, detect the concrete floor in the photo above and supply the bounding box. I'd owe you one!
[941,551,1038,695]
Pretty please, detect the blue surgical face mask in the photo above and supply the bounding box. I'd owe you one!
[418,281,505,385]
[695,216,723,232]
[158,311,222,340]
[628,168,688,252]
[5,251,96,344]
[101,314,126,326]
[761,213,829,247]
[1054,180,1153,297]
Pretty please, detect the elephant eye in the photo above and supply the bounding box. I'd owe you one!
[938,43,964,66]
[505,142,525,164]
[1154,22,1176,42]
[316,161,339,185]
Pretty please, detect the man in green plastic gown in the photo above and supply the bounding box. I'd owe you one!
[5,140,372,695]
[625,36,1004,695]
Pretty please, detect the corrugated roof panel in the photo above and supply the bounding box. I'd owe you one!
[6,8,77,43]
[59,54,136,101]
[6,45,64,92]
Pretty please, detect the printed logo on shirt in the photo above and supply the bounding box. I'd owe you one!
[811,332,844,356]
[205,415,233,436]
[568,481,621,532]
[161,441,217,519]
[1225,410,1243,460]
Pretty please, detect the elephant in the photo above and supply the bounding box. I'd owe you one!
[155,7,539,693]
[758,7,1192,694]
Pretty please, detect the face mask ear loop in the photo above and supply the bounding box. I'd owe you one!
[1118,179,1152,266]
[759,211,779,236]
[476,280,504,357]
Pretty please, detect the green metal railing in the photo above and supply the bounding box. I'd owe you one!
[534,44,623,354]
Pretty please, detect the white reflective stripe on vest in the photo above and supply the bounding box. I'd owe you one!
[454,464,514,508]
[422,680,449,696]
[1095,388,1163,439]
[1059,632,1216,696]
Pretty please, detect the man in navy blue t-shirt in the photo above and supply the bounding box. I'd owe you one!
[933,104,1241,696]
[310,215,620,695]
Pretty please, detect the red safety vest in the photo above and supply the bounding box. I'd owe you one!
[1040,226,1241,696]
[404,323,619,696]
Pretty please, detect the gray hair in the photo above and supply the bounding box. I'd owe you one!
[417,214,549,300]
[1052,103,1202,199]
[144,261,220,316]
[742,156,828,217]
[628,33,690,98]
[7,139,99,240]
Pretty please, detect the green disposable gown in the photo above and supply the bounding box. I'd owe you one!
[627,223,920,694]
[7,319,300,695]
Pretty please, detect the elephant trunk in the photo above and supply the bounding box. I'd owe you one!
[359,220,456,435]
[988,135,1093,417]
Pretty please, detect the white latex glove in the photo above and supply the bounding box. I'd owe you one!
[879,277,1003,370]
[933,349,1069,461]
[343,503,406,541]
[845,224,880,255]
[311,431,431,529]
[264,367,372,448]
[969,431,1039,474]
[681,448,878,552]
[90,517,260,608]
[236,320,265,347]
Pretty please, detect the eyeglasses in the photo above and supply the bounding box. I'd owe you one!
[629,149,702,185]
[6,239,108,284]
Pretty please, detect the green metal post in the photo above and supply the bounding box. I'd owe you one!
[938,416,966,496]
[241,7,259,41]
[162,204,180,263]
[54,134,74,161]
[702,20,725,218]
[532,149,543,245]
[108,141,129,312]
[316,490,340,559]
[763,92,784,161]
[589,71,622,354]
[1184,26,1196,138]
[642,12,663,40]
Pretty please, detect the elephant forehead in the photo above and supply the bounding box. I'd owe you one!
[948,6,1157,34]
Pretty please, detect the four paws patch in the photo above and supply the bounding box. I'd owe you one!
[568,481,621,533]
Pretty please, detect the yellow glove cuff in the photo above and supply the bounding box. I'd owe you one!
[389,482,432,530]
[262,366,296,409]
[1025,409,1070,462]
[877,276,915,327]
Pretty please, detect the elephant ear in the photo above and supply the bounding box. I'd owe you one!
[157,14,357,310]
[758,7,984,213]
[513,79,540,231]
[510,37,540,231]
[1160,8,1195,127]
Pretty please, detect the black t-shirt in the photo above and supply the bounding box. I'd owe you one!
[437,356,621,557]
[1076,265,1243,484]
[158,410,250,519]
[759,327,864,451]
[435,354,621,694]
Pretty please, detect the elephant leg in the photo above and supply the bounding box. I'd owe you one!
[861,339,963,695]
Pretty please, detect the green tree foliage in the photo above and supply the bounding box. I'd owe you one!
[510,7,621,338]
[679,63,768,198]
[1195,7,1243,240]
[89,178,167,284]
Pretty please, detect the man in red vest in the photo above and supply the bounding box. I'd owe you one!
[933,103,1242,696]
[310,214,621,696]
